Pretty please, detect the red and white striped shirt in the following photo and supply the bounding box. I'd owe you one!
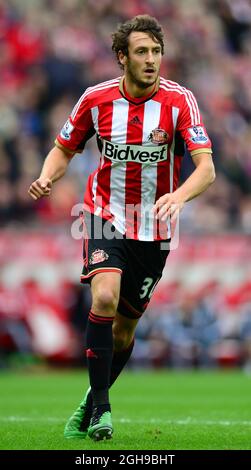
[56,76,212,241]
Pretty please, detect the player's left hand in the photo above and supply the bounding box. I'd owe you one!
[153,192,185,222]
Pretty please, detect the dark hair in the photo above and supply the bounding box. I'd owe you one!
[112,15,164,68]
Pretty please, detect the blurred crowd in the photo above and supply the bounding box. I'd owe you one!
[0,0,251,231]
[1,274,251,371]
[1,0,251,369]
[133,278,251,371]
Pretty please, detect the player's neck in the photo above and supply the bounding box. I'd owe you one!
[123,76,159,99]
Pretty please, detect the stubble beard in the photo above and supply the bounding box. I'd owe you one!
[126,62,158,90]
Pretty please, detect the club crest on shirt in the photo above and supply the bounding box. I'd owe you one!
[188,126,208,144]
[148,128,169,145]
[89,249,109,265]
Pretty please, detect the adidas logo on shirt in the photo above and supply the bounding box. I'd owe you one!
[129,116,142,125]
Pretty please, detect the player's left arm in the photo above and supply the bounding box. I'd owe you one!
[154,87,216,221]
[153,151,215,221]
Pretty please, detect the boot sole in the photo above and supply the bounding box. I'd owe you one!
[88,426,113,441]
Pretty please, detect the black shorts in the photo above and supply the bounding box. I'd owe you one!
[81,213,169,319]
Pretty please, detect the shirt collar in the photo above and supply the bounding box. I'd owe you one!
[119,76,159,104]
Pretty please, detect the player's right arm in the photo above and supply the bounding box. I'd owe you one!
[29,88,94,201]
[28,145,73,200]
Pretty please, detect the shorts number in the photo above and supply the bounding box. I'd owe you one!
[139,277,153,299]
[140,277,160,300]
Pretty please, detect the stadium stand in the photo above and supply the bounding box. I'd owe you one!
[0,0,251,369]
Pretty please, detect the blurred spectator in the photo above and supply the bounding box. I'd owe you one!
[239,300,251,371]
[137,289,220,368]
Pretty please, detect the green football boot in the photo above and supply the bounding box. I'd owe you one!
[88,406,113,441]
[64,387,92,439]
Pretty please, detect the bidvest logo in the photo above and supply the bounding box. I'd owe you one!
[102,140,168,164]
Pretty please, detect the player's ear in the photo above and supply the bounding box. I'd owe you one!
[118,50,127,67]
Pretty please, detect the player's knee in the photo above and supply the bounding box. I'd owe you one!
[92,287,119,315]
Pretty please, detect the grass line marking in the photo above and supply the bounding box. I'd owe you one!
[1,416,251,426]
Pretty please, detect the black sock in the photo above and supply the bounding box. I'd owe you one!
[86,338,134,409]
[86,310,114,406]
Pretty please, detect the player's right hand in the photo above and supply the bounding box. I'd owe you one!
[28,178,52,200]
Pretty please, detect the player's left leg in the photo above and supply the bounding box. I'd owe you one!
[111,311,138,381]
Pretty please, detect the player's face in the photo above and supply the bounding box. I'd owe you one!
[122,32,162,90]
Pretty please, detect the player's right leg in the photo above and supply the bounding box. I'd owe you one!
[65,272,121,440]
[64,313,137,439]
[64,310,141,440]
[86,272,120,441]
[65,213,127,440]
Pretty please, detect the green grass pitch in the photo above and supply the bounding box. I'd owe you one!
[0,369,251,450]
